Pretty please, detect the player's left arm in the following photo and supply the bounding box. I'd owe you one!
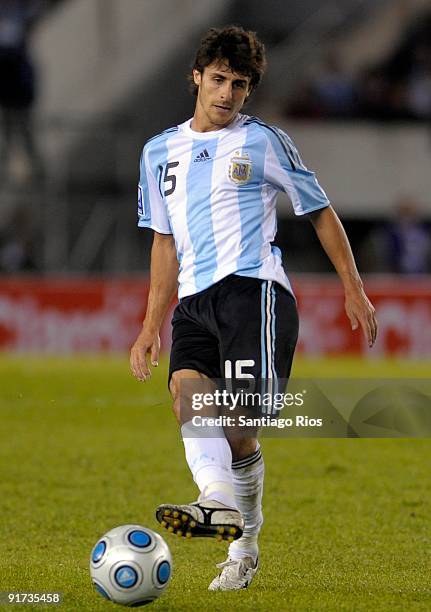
[261,124,377,345]
[309,205,378,347]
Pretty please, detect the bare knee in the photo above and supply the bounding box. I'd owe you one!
[169,371,181,403]
[169,369,212,423]
[169,371,184,423]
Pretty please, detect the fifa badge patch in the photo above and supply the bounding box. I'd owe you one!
[138,184,145,216]
[228,150,252,184]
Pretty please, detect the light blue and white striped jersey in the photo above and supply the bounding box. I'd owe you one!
[138,113,329,299]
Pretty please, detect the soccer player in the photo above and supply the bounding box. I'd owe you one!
[130,26,377,591]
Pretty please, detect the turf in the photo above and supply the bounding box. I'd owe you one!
[0,355,430,611]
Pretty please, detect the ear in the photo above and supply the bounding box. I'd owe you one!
[192,69,202,87]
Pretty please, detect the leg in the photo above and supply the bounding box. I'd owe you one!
[0,108,13,176]
[155,360,244,539]
[17,108,45,179]
[170,368,237,508]
[209,277,298,590]
[207,432,263,591]
[224,434,263,562]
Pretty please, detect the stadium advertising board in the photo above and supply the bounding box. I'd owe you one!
[0,277,429,356]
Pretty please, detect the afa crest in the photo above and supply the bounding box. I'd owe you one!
[228,150,252,184]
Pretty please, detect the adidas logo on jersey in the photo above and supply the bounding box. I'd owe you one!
[194,149,211,162]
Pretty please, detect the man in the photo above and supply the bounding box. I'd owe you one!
[130,26,377,592]
[0,0,45,182]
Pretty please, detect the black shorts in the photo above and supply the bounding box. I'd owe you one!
[169,274,298,385]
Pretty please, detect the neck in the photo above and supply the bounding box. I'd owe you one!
[190,116,221,132]
[191,100,238,133]
[190,113,239,133]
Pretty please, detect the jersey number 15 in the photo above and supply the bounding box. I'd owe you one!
[158,161,179,197]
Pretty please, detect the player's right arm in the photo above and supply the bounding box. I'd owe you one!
[130,231,178,382]
[130,140,178,382]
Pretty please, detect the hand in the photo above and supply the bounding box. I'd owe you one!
[130,326,160,382]
[345,288,378,348]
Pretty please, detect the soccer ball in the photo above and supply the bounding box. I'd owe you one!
[90,524,172,607]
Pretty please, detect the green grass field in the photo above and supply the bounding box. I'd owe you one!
[0,355,430,611]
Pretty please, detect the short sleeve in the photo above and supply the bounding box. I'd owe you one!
[137,147,172,234]
[264,127,330,216]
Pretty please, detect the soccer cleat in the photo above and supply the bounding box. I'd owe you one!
[155,500,244,541]
[208,556,259,591]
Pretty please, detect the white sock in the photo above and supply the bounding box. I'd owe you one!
[228,446,264,563]
[181,422,237,509]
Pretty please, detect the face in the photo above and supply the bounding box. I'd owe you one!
[192,60,252,131]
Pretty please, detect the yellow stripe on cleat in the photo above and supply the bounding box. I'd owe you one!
[173,511,179,518]
[190,521,196,528]
[160,521,167,528]
[229,527,237,536]
[181,514,188,523]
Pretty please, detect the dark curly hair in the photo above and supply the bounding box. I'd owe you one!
[189,25,266,96]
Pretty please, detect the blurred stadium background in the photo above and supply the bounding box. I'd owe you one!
[0,0,430,360]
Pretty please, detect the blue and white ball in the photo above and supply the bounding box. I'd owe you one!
[90,525,172,607]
